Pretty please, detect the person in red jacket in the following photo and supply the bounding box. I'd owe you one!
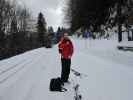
[58,33,74,83]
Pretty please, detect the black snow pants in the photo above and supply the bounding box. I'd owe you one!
[61,58,71,82]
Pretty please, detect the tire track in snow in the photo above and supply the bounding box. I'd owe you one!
[0,52,41,76]
[0,59,28,76]
[0,51,45,84]
[0,60,31,84]
[1,52,46,100]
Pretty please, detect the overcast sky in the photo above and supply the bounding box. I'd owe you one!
[18,0,66,31]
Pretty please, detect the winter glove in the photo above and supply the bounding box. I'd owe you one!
[59,49,62,54]
[68,55,71,59]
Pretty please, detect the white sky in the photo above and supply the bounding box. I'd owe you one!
[17,0,66,31]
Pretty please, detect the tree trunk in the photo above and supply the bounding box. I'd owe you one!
[117,3,122,42]
[132,29,133,41]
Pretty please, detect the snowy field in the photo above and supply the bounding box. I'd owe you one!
[0,37,133,100]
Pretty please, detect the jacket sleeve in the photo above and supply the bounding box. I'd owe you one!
[58,39,63,53]
[69,40,74,57]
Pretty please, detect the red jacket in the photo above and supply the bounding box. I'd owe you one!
[58,38,74,59]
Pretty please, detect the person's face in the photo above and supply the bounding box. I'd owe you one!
[64,33,69,39]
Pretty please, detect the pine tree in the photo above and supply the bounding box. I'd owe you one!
[65,0,127,41]
[65,0,127,31]
[48,26,54,34]
[11,17,18,33]
[37,12,47,47]
[56,27,62,42]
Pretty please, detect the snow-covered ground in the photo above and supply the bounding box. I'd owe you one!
[0,37,133,100]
